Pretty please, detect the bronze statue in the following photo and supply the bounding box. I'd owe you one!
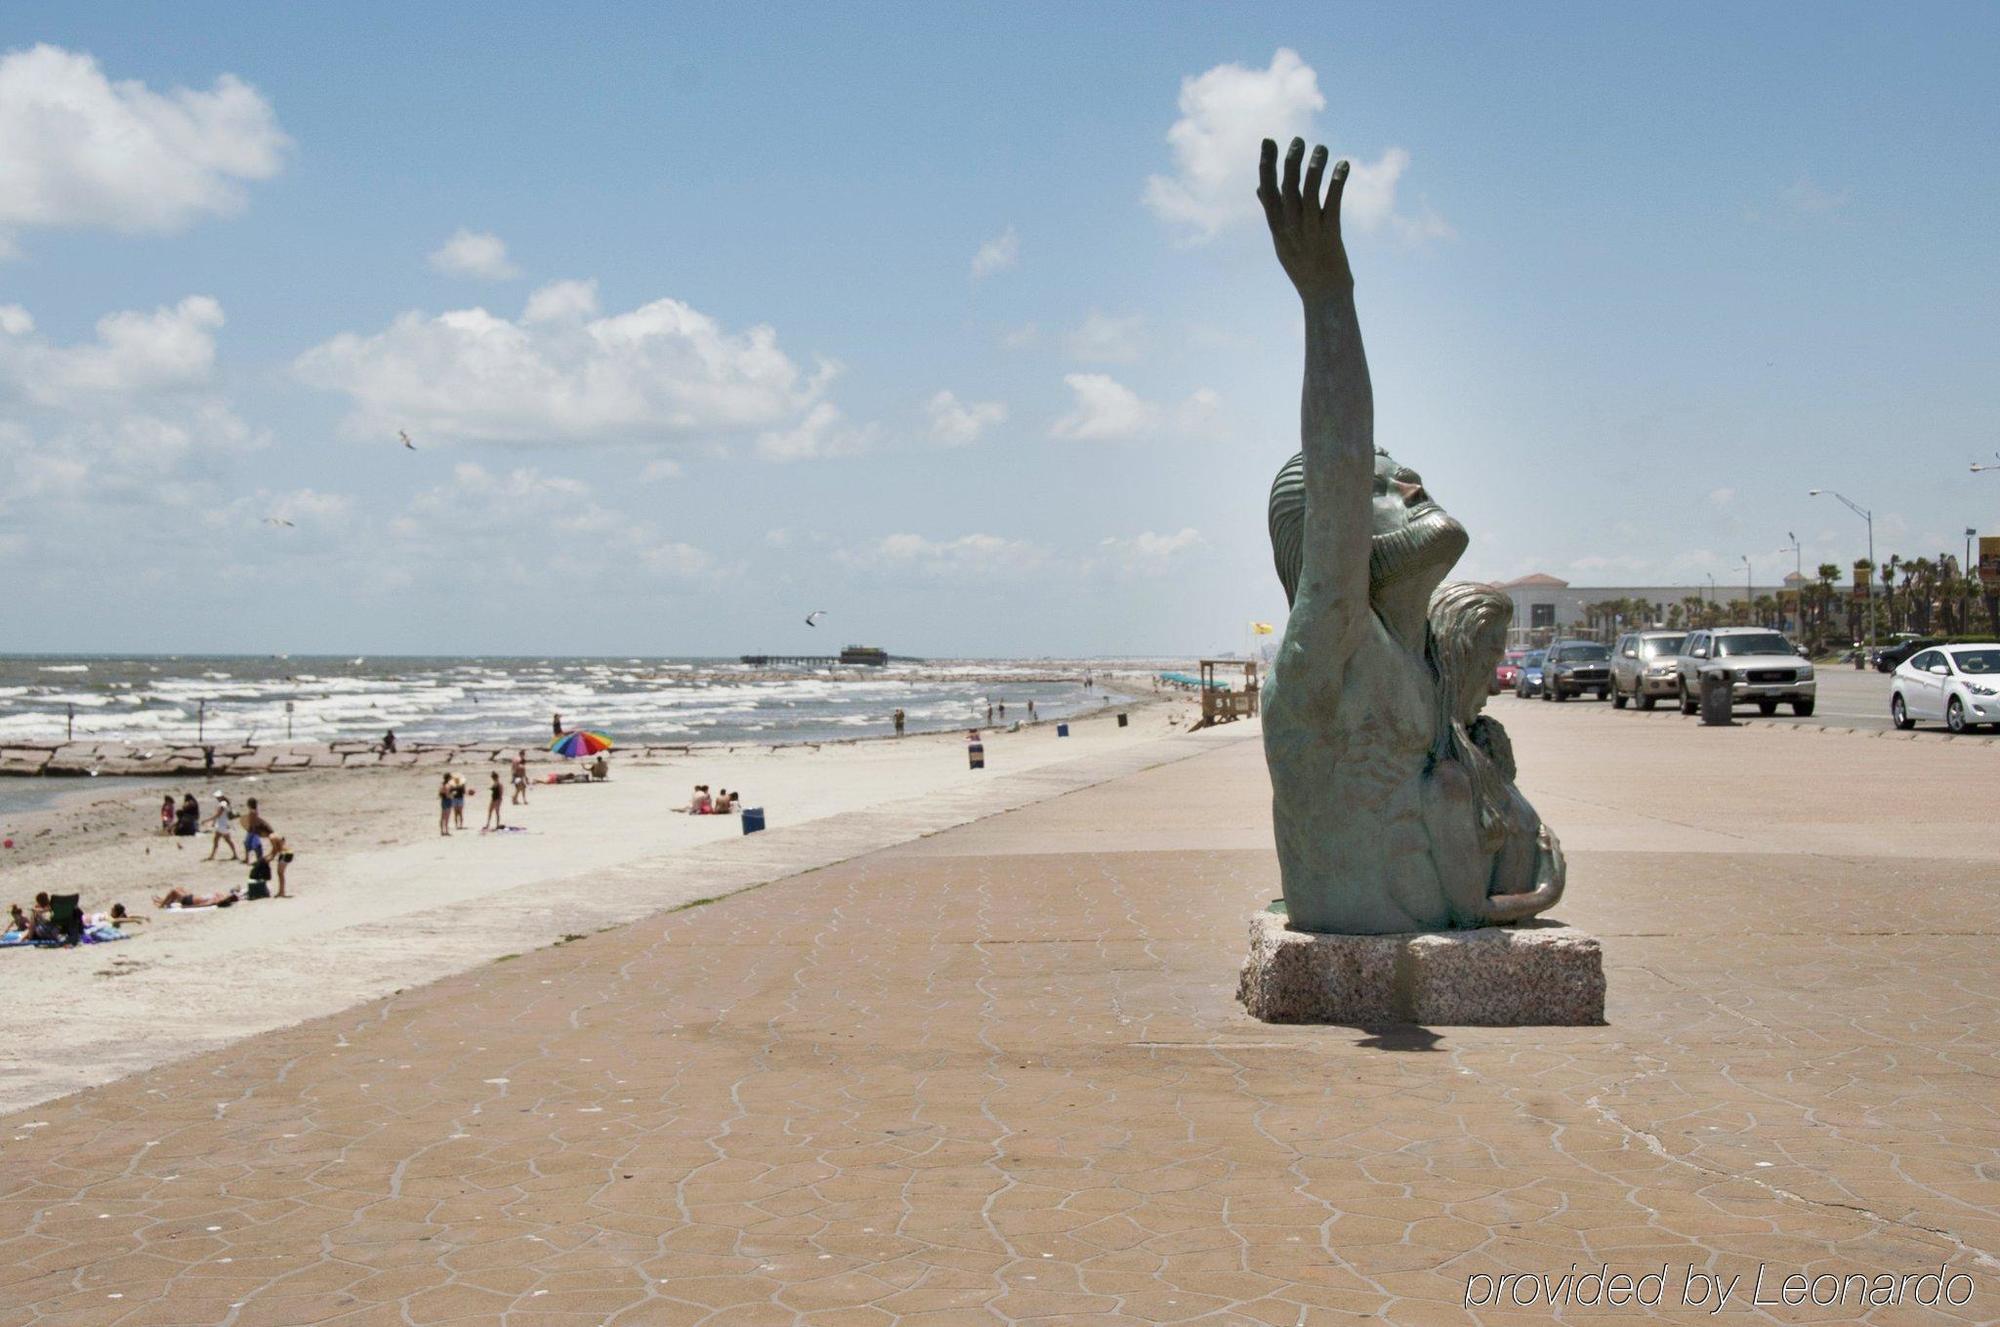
[1258,137,1563,934]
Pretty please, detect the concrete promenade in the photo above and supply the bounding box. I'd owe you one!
[4,704,1997,1324]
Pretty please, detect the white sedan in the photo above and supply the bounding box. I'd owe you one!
[1890,643,2000,733]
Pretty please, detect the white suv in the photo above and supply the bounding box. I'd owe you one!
[1672,628,1816,717]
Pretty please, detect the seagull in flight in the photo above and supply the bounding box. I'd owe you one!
[804,609,828,628]
[262,516,295,528]
[400,430,417,451]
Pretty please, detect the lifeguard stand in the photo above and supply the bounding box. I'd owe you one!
[1194,659,1260,729]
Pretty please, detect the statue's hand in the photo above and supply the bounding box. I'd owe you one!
[1480,824,1566,924]
[1257,138,1353,299]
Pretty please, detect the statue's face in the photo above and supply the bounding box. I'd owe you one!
[1368,452,1469,591]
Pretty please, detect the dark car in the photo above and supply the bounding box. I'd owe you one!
[1514,650,1547,698]
[1541,640,1612,701]
[1876,637,1944,674]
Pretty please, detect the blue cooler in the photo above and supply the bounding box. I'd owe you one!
[741,806,766,834]
[1056,722,1069,737]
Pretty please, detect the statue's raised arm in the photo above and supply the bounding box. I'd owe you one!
[1259,138,1375,690]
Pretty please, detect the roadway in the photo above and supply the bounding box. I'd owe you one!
[1500,665,1999,739]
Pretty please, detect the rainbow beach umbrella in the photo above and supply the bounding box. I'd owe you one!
[549,729,613,758]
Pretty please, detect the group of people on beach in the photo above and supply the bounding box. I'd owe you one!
[684,784,739,814]
[4,895,144,946]
[433,748,610,836]
[156,790,295,902]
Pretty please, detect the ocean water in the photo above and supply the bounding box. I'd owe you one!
[0,655,1126,751]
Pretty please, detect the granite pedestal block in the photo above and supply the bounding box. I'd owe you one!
[1237,909,1605,1026]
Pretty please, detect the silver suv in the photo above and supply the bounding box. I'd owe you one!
[1541,639,1613,701]
[1671,627,1817,717]
[1609,630,1686,710]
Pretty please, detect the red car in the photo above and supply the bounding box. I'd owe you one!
[1493,649,1526,694]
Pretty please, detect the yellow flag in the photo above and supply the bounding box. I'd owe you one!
[1251,622,1275,635]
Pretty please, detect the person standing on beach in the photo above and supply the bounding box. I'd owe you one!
[552,712,563,737]
[382,729,397,754]
[205,794,239,862]
[893,707,905,736]
[438,773,454,836]
[269,834,295,897]
[240,798,272,861]
[485,772,504,830]
[511,749,530,804]
[159,795,175,835]
[451,775,469,830]
[1027,700,1036,720]
[985,703,993,723]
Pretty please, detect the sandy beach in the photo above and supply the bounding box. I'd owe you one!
[0,691,1204,1113]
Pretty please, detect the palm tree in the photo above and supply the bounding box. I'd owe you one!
[1880,556,1901,633]
[1815,563,1842,648]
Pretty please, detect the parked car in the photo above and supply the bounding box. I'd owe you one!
[1513,650,1547,698]
[1541,640,1612,701]
[1494,649,1525,694]
[1671,628,1817,716]
[1608,630,1686,710]
[1876,636,1944,674]
[1890,643,2000,733]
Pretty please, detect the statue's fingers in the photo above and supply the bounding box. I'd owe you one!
[1281,138,1304,212]
[1326,159,1351,224]
[1302,145,1328,214]
[1256,139,1283,226]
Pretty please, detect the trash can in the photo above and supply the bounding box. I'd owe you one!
[1056,722,1069,737]
[1117,713,1128,728]
[741,806,766,834]
[967,740,985,770]
[1698,670,1735,726]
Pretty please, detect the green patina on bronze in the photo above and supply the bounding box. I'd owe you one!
[1255,136,1565,934]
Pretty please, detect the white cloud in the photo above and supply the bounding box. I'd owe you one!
[0,295,257,504]
[1099,527,1205,574]
[852,531,1047,579]
[1142,47,1446,244]
[428,228,520,280]
[970,225,1019,278]
[925,390,1006,447]
[1708,487,1736,507]
[999,323,1039,351]
[1,296,223,405]
[756,400,874,461]
[1065,311,1144,364]
[639,458,683,483]
[0,44,288,249]
[1050,373,1157,441]
[296,280,863,458]
[389,462,709,584]
[521,278,598,323]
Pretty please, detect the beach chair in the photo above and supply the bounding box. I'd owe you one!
[48,894,83,947]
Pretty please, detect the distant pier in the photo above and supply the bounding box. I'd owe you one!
[740,646,919,668]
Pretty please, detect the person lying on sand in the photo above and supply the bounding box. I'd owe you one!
[153,887,240,909]
[85,903,145,927]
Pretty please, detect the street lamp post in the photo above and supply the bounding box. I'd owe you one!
[1778,534,1802,633]
[1741,555,1753,624]
[1808,489,1875,662]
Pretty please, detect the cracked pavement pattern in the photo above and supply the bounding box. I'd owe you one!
[3,703,1997,1325]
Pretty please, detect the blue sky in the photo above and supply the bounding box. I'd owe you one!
[3,4,1997,655]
